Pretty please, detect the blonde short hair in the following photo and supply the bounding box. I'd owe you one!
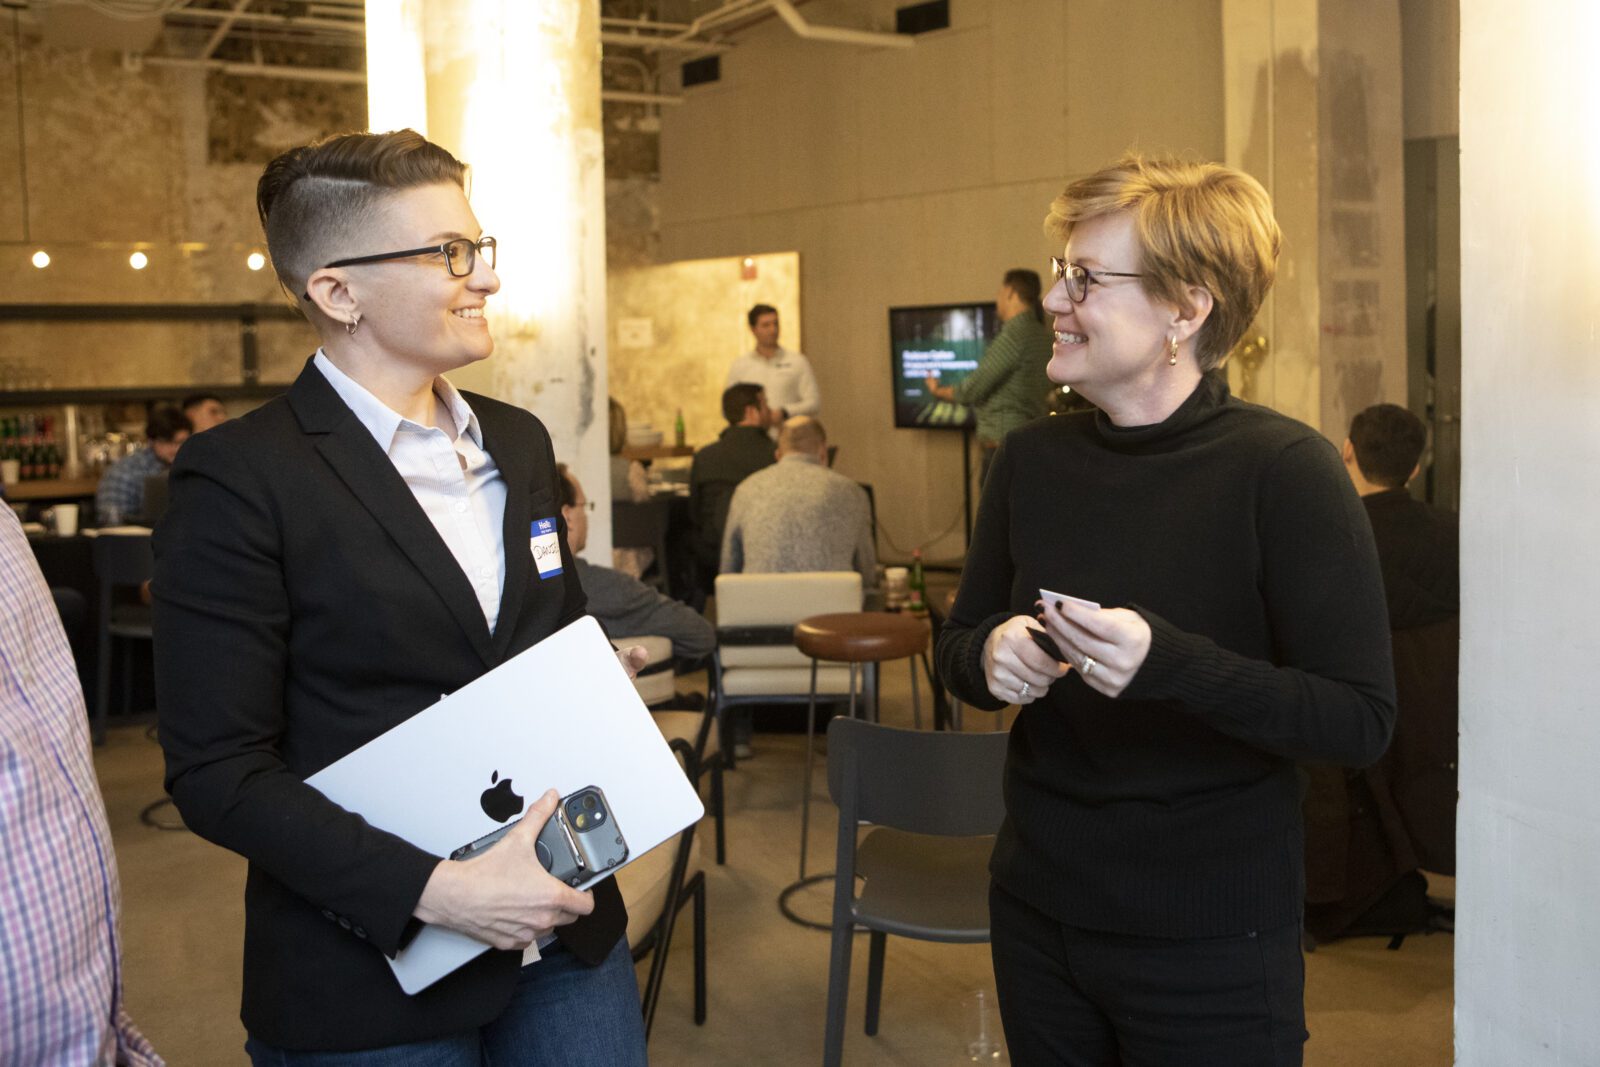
[1044,154,1281,372]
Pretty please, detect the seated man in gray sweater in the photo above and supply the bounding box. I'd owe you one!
[557,464,715,666]
[720,416,876,585]
[718,417,876,757]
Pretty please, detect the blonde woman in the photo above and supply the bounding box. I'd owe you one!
[937,156,1395,1066]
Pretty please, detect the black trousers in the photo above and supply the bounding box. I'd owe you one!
[989,883,1307,1067]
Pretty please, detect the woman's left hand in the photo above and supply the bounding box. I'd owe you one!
[1039,599,1152,698]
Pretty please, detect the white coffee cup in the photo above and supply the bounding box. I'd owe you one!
[0,459,18,485]
[51,502,79,537]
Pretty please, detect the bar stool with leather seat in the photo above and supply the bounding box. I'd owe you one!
[783,611,931,927]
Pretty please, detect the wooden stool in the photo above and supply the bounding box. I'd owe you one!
[791,612,930,885]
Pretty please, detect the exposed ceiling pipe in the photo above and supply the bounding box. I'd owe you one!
[599,31,728,54]
[768,0,912,49]
[138,52,685,104]
[138,53,364,83]
[197,0,256,61]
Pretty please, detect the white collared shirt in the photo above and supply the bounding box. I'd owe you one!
[313,350,508,633]
[725,345,820,418]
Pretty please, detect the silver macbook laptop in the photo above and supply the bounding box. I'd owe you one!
[306,615,704,994]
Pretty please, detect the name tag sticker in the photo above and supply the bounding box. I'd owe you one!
[530,518,563,579]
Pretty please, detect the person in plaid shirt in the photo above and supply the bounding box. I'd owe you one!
[0,507,162,1066]
[93,406,191,526]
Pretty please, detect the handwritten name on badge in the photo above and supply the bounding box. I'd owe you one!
[530,518,563,578]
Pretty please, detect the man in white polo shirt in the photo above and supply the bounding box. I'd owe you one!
[725,304,820,426]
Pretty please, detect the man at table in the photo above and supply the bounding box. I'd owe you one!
[725,304,819,426]
[720,417,875,758]
[94,405,191,525]
[558,464,714,665]
[688,383,776,593]
[181,393,231,433]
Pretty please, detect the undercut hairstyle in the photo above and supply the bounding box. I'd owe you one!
[1348,403,1427,488]
[722,382,765,425]
[778,415,826,455]
[554,463,578,510]
[256,129,468,302]
[180,392,223,412]
[1045,153,1281,372]
[146,405,192,443]
[747,303,777,329]
[1002,268,1044,323]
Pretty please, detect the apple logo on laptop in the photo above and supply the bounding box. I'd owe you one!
[480,771,523,823]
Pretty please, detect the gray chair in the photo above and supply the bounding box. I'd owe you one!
[90,531,154,745]
[822,717,1009,1067]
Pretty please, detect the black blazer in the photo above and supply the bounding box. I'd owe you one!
[153,359,626,1051]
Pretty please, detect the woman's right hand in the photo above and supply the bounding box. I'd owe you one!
[981,615,1069,705]
[413,789,595,950]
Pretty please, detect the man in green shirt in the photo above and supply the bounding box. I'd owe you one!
[925,268,1055,484]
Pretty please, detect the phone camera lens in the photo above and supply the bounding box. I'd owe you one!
[583,794,597,810]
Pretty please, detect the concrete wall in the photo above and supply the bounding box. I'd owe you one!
[655,0,1224,560]
[1456,0,1600,1061]
[0,31,320,387]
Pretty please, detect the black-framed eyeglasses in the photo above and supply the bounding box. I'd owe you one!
[301,236,497,301]
[1049,255,1143,304]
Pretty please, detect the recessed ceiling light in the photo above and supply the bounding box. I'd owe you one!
[129,251,149,270]
[30,250,49,269]
[246,251,267,271]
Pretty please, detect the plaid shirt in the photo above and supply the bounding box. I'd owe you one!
[0,509,161,1066]
[93,447,166,526]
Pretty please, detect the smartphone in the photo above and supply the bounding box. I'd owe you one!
[1027,625,1069,664]
[449,785,629,888]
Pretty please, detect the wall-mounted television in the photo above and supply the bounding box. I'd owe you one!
[888,302,999,430]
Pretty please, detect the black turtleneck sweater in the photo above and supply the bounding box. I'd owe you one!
[937,375,1396,939]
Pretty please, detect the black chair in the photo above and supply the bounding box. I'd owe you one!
[90,531,154,745]
[822,717,1009,1067]
[613,498,672,591]
[622,737,709,1038]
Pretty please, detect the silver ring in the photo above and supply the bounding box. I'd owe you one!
[1019,681,1031,699]
[1081,657,1097,678]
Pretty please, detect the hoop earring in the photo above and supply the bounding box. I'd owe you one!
[346,313,361,336]
[1167,335,1179,366]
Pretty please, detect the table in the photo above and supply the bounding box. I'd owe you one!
[3,476,98,503]
[622,444,696,462]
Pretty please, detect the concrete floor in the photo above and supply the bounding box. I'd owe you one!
[99,673,1453,1065]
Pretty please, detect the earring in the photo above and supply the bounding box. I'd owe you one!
[346,313,361,336]
[1167,335,1179,366]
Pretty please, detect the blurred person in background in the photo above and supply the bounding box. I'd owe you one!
[181,393,230,433]
[94,405,191,525]
[924,268,1055,485]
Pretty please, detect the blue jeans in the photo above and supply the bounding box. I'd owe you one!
[244,938,647,1066]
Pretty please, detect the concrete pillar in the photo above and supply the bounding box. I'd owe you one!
[1221,0,1408,439]
[366,1,613,554]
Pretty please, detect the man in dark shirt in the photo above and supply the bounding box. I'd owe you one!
[1342,403,1459,628]
[688,383,776,592]
[1324,402,1459,893]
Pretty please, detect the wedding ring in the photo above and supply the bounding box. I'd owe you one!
[1019,682,1031,699]
[1081,657,1097,678]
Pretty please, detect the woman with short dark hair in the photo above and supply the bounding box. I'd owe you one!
[154,130,647,1065]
